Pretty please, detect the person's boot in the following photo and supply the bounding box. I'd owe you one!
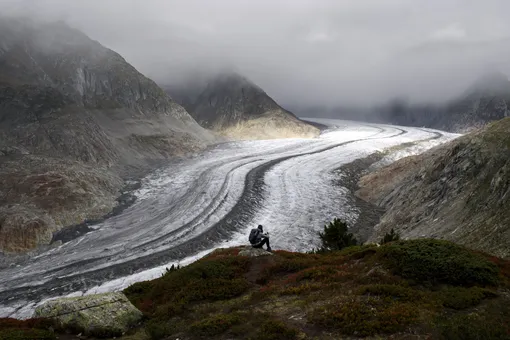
[267,247,272,252]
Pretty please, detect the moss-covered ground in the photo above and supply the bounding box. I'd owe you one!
[2,239,509,339]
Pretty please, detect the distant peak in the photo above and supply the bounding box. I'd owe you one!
[206,71,264,94]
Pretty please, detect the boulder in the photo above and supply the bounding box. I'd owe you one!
[238,246,274,257]
[33,292,143,337]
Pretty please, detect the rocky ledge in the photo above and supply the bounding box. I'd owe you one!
[34,292,143,337]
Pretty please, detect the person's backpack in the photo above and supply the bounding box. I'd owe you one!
[249,228,260,245]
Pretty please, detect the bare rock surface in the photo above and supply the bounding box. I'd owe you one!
[33,292,143,337]
[358,118,510,258]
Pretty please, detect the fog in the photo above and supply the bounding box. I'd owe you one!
[3,0,510,108]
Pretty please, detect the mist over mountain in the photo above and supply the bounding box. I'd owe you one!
[0,17,214,252]
[292,71,510,132]
[163,71,319,139]
[3,0,510,110]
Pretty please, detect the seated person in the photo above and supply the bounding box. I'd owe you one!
[248,224,271,252]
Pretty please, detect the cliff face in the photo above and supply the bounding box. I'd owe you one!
[358,118,510,258]
[0,18,214,253]
[165,72,320,140]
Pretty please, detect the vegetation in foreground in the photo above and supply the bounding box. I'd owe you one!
[2,232,510,339]
[120,238,510,340]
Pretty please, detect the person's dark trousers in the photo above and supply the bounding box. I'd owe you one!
[253,237,270,250]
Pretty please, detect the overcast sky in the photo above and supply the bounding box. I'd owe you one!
[3,0,510,107]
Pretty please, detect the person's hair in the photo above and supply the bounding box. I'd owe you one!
[258,225,263,231]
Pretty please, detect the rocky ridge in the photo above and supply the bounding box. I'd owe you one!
[357,118,510,258]
[0,17,214,253]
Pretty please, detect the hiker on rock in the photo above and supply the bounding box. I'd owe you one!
[249,225,272,251]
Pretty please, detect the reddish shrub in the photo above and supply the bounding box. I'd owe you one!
[0,318,54,330]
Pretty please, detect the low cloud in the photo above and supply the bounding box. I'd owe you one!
[2,0,510,108]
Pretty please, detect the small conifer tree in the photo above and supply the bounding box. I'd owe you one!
[317,218,358,252]
[380,228,400,244]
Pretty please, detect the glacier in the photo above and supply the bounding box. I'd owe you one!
[0,119,459,318]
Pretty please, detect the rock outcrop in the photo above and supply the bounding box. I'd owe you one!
[358,118,510,258]
[164,72,320,140]
[34,292,143,337]
[0,17,214,252]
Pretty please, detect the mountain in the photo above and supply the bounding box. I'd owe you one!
[357,117,510,258]
[0,18,214,253]
[442,72,510,130]
[164,72,320,140]
[297,72,510,132]
[376,72,510,132]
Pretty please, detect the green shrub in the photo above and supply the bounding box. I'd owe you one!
[357,284,420,302]
[250,319,300,340]
[163,264,180,275]
[256,257,315,284]
[181,278,251,302]
[336,244,377,258]
[436,313,510,340]
[294,265,339,282]
[438,287,498,310]
[309,297,417,336]
[0,318,57,340]
[126,256,252,314]
[316,218,358,252]
[189,313,243,336]
[279,282,323,296]
[145,319,174,340]
[379,239,500,286]
[380,229,400,244]
[124,280,154,310]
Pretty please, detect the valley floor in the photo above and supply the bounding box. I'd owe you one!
[0,119,458,318]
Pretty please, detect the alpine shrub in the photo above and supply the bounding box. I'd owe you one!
[380,229,400,244]
[316,218,358,252]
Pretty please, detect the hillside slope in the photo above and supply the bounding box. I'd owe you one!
[0,18,214,253]
[358,118,510,258]
[165,72,320,140]
[118,242,508,339]
[4,241,510,339]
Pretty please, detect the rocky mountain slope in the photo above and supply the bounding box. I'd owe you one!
[357,118,510,258]
[0,17,214,253]
[164,72,320,140]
